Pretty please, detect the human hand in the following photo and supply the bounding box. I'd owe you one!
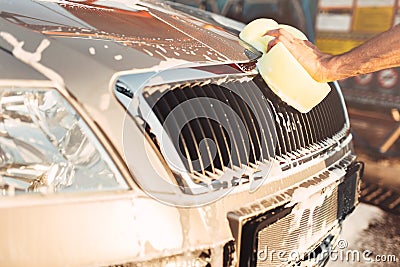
[264,28,335,82]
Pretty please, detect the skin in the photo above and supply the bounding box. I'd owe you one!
[265,25,400,82]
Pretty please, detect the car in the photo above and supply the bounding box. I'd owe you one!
[0,0,362,266]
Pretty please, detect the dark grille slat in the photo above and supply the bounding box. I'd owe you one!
[305,110,317,145]
[210,84,249,167]
[286,109,300,153]
[275,103,293,155]
[178,86,217,173]
[164,87,208,174]
[300,113,314,148]
[192,84,233,170]
[143,75,347,174]
[232,81,264,162]
[312,102,325,140]
[294,113,308,149]
[282,109,297,154]
[289,111,303,153]
[325,90,335,131]
[324,96,336,137]
[281,106,298,154]
[327,86,344,132]
[309,108,321,142]
[318,105,328,140]
[266,99,283,158]
[143,91,193,171]
[319,97,334,137]
[220,82,257,165]
[234,81,274,161]
[315,100,329,141]
[321,98,334,138]
[186,85,226,172]
[264,100,284,158]
[253,77,289,158]
[326,92,337,133]
[228,81,264,163]
[267,99,288,156]
[202,83,244,167]
[328,94,340,132]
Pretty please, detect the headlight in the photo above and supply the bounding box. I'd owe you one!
[0,87,128,195]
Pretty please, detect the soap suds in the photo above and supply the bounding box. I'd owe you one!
[89,47,96,55]
[0,31,65,87]
[114,54,123,61]
[284,169,344,253]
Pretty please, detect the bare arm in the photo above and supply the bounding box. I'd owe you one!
[265,25,400,82]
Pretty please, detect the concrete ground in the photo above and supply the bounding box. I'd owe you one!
[326,203,400,266]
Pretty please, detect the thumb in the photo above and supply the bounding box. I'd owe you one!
[267,38,279,52]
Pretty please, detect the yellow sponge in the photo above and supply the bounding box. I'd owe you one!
[240,19,331,113]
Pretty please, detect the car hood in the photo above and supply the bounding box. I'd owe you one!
[0,0,259,70]
[0,0,260,168]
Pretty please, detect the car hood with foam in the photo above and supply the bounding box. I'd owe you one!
[0,0,259,155]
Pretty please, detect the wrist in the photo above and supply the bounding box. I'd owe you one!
[319,54,339,82]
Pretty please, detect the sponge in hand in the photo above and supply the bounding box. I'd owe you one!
[240,19,331,113]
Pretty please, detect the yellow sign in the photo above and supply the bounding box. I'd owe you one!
[353,7,394,33]
[316,38,364,55]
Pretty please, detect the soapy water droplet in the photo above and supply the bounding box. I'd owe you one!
[89,47,95,55]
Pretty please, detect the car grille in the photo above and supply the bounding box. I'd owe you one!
[255,189,339,267]
[143,74,347,178]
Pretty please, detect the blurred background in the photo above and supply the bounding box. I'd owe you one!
[171,0,400,215]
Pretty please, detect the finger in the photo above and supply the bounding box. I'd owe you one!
[263,28,281,37]
[263,28,294,39]
[267,38,279,52]
[303,39,317,49]
[266,31,294,52]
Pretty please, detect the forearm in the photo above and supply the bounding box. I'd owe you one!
[325,25,400,81]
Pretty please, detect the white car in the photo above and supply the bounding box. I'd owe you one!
[0,1,362,266]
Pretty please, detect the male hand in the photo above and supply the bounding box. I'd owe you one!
[264,29,334,82]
